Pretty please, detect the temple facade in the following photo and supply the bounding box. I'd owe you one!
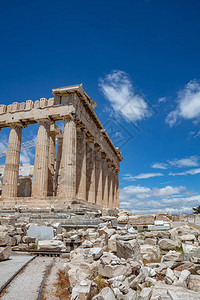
[0,85,122,208]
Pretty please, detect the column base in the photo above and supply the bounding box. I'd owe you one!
[0,196,104,210]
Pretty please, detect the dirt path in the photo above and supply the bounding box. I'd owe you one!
[41,257,65,300]
[1,257,52,300]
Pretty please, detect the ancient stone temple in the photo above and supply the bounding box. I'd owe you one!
[0,84,122,209]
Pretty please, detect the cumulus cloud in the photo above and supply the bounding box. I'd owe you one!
[152,186,185,197]
[166,79,200,126]
[119,184,198,214]
[99,70,152,122]
[123,172,164,181]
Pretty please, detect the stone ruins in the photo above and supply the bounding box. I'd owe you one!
[0,84,122,209]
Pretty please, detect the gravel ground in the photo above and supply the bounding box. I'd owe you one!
[42,257,66,300]
[1,256,52,300]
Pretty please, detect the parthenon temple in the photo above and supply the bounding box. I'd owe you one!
[0,84,123,209]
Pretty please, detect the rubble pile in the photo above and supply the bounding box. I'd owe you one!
[1,209,200,299]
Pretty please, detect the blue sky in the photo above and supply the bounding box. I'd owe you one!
[0,0,200,214]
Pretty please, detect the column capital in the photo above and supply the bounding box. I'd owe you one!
[94,143,101,152]
[86,136,95,144]
[61,113,76,121]
[77,123,86,132]
[35,117,51,124]
[50,123,63,137]
[56,136,63,143]
[8,121,26,128]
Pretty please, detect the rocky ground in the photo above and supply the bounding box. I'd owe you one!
[1,209,200,299]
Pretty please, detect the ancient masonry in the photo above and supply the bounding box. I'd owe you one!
[0,84,122,209]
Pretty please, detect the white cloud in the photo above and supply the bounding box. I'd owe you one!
[99,70,152,122]
[0,136,8,156]
[20,149,34,164]
[123,172,163,181]
[152,186,185,197]
[119,184,199,214]
[188,130,200,139]
[134,172,163,179]
[151,156,200,171]
[169,168,200,176]
[158,97,167,103]
[169,155,199,168]
[166,79,200,126]
[151,162,168,169]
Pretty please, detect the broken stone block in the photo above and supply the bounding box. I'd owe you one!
[165,268,177,285]
[167,290,180,300]
[94,287,115,300]
[180,234,195,243]
[0,232,9,246]
[27,225,54,241]
[117,215,129,224]
[162,251,184,262]
[22,236,36,244]
[116,239,141,261]
[158,239,179,250]
[38,240,66,252]
[188,275,200,292]
[88,247,103,260]
[71,280,92,300]
[138,287,153,300]
[140,245,160,262]
[129,215,155,225]
[0,246,11,261]
[82,240,93,248]
[176,269,190,288]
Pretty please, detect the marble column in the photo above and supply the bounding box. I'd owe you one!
[112,168,116,208]
[116,170,120,208]
[76,126,87,200]
[95,146,103,206]
[32,119,50,198]
[57,116,77,199]
[47,130,56,196]
[108,163,113,208]
[102,154,109,207]
[86,138,95,203]
[55,137,63,194]
[2,123,23,198]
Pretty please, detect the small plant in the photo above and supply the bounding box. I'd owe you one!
[175,246,184,255]
[94,274,108,292]
[193,205,200,214]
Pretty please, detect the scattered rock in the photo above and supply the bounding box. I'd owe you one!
[0,246,11,261]
[116,239,141,261]
[38,240,66,251]
[138,287,153,300]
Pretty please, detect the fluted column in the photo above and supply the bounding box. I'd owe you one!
[76,126,87,200]
[86,138,95,203]
[55,137,63,194]
[108,163,114,208]
[57,116,77,199]
[2,123,23,198]
[95,146,103,206]
[102,154,109,207]
[47,130,56,196]
[112,169,117,208]
[32,119,50,198]
[116,169,120,208]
